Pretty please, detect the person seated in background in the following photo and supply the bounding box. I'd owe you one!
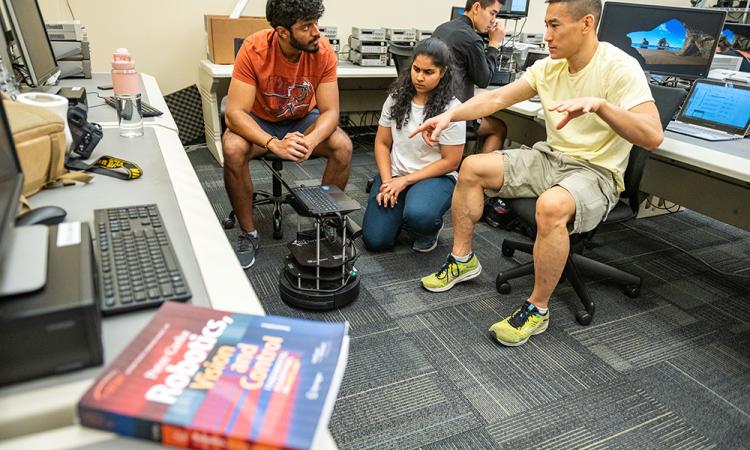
[362,38,466,253]
[222,0,352,269]
[716,35,750,72]
[432,0,508,153]
[414,0,663,347]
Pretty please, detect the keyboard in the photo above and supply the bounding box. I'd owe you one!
[93,204,191,316]
[666,121,743,141]
[293,186,339,213]
[103,96,164,117]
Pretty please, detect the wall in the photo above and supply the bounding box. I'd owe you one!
[38,0,692,94]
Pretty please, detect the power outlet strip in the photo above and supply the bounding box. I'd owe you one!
[636,195,682,219]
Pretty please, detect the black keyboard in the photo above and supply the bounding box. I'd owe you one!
[93,204,191,316]
[293,186,339,213]
[103,96,164,117]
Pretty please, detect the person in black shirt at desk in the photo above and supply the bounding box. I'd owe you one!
[433,0,508,153]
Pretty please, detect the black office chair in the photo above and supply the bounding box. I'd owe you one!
[220,37,306,239]
[495,84,688,325]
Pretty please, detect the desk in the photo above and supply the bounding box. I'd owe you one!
[57,73,178,133]
[198,60,397,165]
[0,77,337,449]
[640,133,750,231]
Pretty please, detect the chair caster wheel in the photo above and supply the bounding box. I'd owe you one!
[575,310,593,326]
[272,210,283,240]
[624,285,641,298]
[222,218,235,230]
[501,244,515,257]
[496,280,512,294]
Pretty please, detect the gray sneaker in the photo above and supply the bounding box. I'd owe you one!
[412,222,444,253]
[236,231,259,269]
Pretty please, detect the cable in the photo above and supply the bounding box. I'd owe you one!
[645,196,681,213]
[66,0,76,20]
[621,221,750,279]
[86,91,108,108]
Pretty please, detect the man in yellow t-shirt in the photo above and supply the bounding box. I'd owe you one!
[412,0,664,346]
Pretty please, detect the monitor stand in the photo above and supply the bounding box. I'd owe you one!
[0,225,48,297]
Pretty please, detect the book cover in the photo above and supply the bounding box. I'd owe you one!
[77,302,349,449]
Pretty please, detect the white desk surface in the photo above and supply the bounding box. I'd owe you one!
[200,59,397,79]
[58,73,178,133]
[656,133,750,184]
[474,86,543,118]
[0,75,337,449]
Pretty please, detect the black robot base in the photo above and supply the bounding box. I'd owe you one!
[279,271,360,310]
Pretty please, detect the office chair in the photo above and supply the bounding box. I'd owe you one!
[220,38,311,239]
[495,83,688,325]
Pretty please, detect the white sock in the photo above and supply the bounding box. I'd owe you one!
[531,302,548,314]
[243,229,258,238]
[451,252,472,263]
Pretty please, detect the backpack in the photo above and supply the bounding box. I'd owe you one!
[3,99,91,209]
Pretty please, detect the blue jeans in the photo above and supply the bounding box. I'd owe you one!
[362,174,455,252]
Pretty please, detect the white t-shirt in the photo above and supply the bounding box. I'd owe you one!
[378,96,466,179]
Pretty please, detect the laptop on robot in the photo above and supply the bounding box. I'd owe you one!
[260,158,360,216]
[666,79,750,142]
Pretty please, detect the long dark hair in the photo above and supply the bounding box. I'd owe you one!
[388,38,455,130]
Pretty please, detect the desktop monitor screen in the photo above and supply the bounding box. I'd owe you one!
[598,2,726,80]
[3,0,59,87]
[0,100,23,261]
[722,23,750,52]
[498,0,529,18]
[450,6,465,21]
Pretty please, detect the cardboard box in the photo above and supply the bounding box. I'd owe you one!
[205,15,271,64]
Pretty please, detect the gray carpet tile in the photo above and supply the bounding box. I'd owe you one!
[188,141,750,449]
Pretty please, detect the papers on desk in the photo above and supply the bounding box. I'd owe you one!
[78,302,349,450]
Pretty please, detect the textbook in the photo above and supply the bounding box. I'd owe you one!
[77,302,349,449]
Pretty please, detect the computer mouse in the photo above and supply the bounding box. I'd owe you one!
[15,206,68,227]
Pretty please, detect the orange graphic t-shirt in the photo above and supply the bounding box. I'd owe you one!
[232,29,338,123]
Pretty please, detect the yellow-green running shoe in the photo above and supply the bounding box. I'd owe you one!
[489,301,549,346]
[420,254,482,292]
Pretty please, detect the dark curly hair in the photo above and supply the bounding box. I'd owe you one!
[265,0,325,30]
[388,38,455,130]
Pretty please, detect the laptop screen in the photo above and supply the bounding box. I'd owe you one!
[678,80,750,135]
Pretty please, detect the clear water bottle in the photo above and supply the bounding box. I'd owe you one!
[111,48,143,137]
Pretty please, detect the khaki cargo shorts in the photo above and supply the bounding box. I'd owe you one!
[485,142,619,234]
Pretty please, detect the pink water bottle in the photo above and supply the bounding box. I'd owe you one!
[111,48,139,95]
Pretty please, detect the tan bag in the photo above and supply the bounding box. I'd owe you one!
[3,99,91,202]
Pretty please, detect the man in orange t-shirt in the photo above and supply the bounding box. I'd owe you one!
[223,0,352,269]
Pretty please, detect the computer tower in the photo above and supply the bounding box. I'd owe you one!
[0,223,102,386]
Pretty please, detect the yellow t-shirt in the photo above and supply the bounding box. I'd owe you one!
[522,42,653,192]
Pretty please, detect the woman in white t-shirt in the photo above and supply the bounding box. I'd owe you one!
[362,38,466,252]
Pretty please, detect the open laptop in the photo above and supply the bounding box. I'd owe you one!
[259,158,360,215]
[666,79,750,141]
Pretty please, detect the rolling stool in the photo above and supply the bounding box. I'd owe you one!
[219,95,317,240]
[221,153,291,240]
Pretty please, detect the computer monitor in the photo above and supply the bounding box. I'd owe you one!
[450,6,465,21]
[498,0,529,19]
[598,2,726,80]
[722,23,750,52]
[2,0,59,87]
